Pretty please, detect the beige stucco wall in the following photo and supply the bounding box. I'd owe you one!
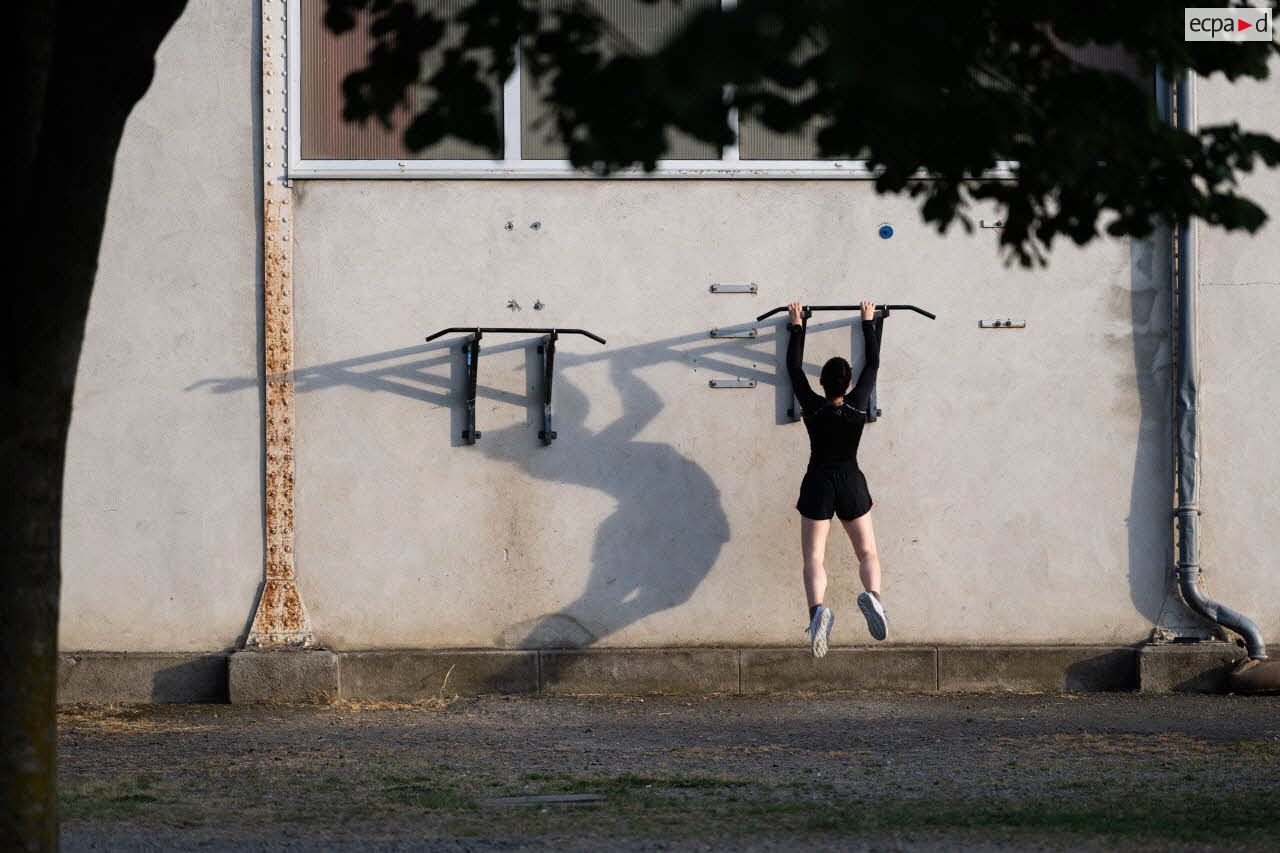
[1195,59,1280,643]
[287,180,1175,649]
[60,0,262,651]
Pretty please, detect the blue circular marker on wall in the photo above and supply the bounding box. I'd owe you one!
[879,224,894,239]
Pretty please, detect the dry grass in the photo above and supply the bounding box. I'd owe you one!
[324,696,454,712]
[56,704,211,734]
[1019,732,1220,756]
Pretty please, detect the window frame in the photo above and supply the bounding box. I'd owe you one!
[284,0,1018,180]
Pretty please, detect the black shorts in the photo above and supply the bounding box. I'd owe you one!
[796,465,874,521]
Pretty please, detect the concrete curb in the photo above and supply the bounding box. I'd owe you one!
[938,646,1138,693]
[55,644,1256,703]
[340,650,538,699]
[58,652,230,704]
[229,650,339,703]
[541,649,739,695]
[740,647,937,693]
[1137,643,1245,693]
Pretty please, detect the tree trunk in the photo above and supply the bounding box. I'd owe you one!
[2,4,187,849]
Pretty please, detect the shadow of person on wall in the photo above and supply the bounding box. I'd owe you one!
[192,317,861,658]
[191,326,777,651]
[475,347,731,650]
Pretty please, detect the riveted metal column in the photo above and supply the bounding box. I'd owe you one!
[246,0,314,648]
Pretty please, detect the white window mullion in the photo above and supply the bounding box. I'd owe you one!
[721,0,740,163]
[503,44,522,165]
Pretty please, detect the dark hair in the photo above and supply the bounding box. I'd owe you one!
[820,356,852,400]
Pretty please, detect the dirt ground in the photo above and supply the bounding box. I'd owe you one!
[58,692,1279,852]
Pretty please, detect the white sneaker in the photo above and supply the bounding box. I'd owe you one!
[857,592,887,641]
[806,606,835,659]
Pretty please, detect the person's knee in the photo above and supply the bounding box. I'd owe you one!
[856,546,878,564]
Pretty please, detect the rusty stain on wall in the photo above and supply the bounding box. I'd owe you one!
[246,0,314,648]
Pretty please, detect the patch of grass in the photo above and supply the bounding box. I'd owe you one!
[521,772,750,797]
[803,793,1280,844]
[109,793,164,804]
[379,776,472,811]
[1228,739,1280,758]
[59,780,184,820]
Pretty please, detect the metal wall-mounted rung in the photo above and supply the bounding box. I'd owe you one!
[979,319,1026,329]
[980,219,1005,229]
[708,379,757,389]
[710,283,758,294]
[709,328,758,338]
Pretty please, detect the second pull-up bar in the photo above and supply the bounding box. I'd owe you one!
[756,304,937,322]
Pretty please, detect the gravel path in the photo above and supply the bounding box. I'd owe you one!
[58,693,1280,851]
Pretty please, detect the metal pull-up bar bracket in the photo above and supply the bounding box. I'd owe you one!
[752,304,936,423]
[538,333,557,445]
[425,327,607,446]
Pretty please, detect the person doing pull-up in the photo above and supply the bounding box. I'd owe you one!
[786,301,888,658]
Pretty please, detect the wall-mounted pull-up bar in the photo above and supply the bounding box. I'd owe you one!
[754,304,937,322]
[424,327,607,446]
[753,304,936,423]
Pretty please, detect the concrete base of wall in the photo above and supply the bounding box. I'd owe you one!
[56,644,1262,703]
[58,652,230,703]
[741,647,938,692]
[228,650,339,703]
[55,645,1210,703]
[340,650,538,699]
[1137,642,1248,693]
[939,646,1138,693]
[541,649,740,695]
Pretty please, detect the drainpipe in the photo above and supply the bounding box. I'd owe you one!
[1170,69,1269,666]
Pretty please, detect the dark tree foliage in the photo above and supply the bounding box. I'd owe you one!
[325,0,1279,264]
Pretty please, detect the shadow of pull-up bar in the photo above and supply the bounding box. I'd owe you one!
[425,327,608,446]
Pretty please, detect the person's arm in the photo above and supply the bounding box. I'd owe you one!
[848,301,881,413]
[785,302,825,415]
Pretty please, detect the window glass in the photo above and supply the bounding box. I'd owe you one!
[300,0,502,160]
[521,0,719,161]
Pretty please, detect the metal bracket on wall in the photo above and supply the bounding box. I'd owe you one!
[709,328,758,338]
[980,219,1005,229]
[537,333,557,445]
[709,379,757,389]
[710,283,758,294]
[979,319,1026,328]
[424,326,607,446]
[464,333,482,442]
[785,308,813,421]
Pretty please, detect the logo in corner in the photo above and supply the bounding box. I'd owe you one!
[1185,7,1273,41]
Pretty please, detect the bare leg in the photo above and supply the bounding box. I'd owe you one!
[800,516,831,608]
[840,512,881,594]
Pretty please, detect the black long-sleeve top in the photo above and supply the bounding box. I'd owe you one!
[787,319,881,470]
